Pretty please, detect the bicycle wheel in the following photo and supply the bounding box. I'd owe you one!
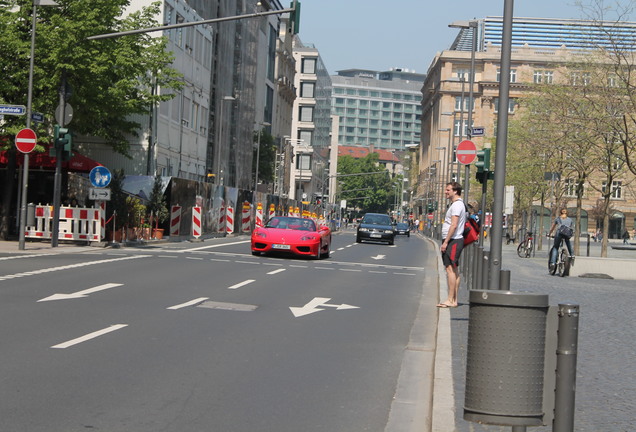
[525,239,533,258]
[548,247,557,275]
[560,248,570,277]
[517,242,526,258]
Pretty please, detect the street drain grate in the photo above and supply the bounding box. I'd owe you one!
[197,301,258,311]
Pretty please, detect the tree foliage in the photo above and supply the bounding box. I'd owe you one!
[0,0,182,239]
[336,153,398,214]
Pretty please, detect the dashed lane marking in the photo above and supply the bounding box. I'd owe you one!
[228,279,255,290]
[267,268,286,275]
[0,255,150,282]
[51,324,128,349]
[167,297,209,310]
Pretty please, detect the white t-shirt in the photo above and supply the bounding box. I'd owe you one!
[442,198,466,240]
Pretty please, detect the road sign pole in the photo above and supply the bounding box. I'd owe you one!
[51,72,67,248]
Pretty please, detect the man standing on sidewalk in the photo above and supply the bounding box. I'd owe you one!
[438,182,466,308]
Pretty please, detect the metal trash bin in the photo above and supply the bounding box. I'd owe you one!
[464,290,550,427]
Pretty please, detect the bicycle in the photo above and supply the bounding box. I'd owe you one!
[548,241,573,277]
[517,231,534,258]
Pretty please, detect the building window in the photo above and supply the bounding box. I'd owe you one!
[454,97,475,111]
[494,98,517,113]
[300,81,315,98]
[533,70,553,84]
[564,178,581,197]
[455,68,471,81]
[454,119,470,137]
[301,58,316,74]
[571,72,591,86]
[497,68,517,83]
[297,153,311,170]
[602,181,622,199]
[298,130,312,146]
[299,106,314,122]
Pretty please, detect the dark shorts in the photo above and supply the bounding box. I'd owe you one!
[442,237,464,268]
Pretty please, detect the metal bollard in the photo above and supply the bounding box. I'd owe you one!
[586,234,590,257]
[475,247,484,291]
[499,269,511,291]
[481,250,490,291]
[553,303,580,432]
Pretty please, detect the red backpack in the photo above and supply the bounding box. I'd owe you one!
[463,204,480,246]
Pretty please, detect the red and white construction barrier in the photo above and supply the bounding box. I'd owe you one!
[170,205,181,237]
[97,201,106,240]
[192,206,202,238]
[269,204,276,220]
[256,203,264,227]
[25,205,102,241]
[241,202,251,233]
[226,205,234,234]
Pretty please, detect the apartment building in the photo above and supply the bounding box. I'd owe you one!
[419,17,636,237]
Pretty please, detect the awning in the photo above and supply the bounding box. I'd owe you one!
[0,146,102,173]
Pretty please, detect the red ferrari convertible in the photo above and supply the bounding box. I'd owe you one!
[251,216,331,259]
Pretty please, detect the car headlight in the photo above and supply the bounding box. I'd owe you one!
[359,227,369,232]
[253,231,267,238]
[300,235,317,241]
[384,229,394,234]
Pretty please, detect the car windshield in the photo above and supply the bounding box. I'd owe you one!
[265,217,315,231]
[397,223,408,229]
[363,215,391,225]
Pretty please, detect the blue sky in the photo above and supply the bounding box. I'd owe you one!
[298,0,589,75]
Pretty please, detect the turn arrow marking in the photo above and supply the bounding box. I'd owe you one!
[289,297,359,318]
[371,254,386,260]
[38,283,123,302]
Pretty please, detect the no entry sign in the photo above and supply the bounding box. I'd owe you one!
[457,140,477,165]
[15,128,37,153]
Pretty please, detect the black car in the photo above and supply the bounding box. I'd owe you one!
[395,222,410,237]
[356,213,395,245]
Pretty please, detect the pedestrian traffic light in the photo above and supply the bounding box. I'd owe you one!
[475,148,492,183]
[54,125,73,161]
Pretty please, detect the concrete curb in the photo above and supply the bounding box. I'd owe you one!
[429,237,457,432]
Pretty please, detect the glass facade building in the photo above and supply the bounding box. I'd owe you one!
[331,69,425,151]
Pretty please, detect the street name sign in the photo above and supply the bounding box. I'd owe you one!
[15,128,37,153]
[471,127,485,137]
[457,140,477,165]
[0,104,26,116]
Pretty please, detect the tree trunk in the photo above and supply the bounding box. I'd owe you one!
[601,196,610,258]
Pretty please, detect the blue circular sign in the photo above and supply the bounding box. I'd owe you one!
[89,166,112,188]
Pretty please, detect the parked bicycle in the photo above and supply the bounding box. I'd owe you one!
[548,241,573,277]
[517,231,534,258]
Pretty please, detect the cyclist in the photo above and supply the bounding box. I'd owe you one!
[548,208,574,272]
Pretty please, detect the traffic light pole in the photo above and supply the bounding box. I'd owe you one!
[51,73,67,247]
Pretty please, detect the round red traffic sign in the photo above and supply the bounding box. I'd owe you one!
[15,128,37,154]
[457,140,477,165]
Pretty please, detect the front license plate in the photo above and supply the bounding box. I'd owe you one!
[272,244,291,250]
[370,234,382,238]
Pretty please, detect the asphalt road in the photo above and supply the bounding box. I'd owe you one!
[0,230,438,432]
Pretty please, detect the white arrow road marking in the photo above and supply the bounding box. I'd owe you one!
[38,283,123,302]
[0,255,149,282]
[371,254,386,260]
[51,324,128,349]
[228,279,255,290]
[289,297,360,318]
[167,297,209,310]
[180,240,250,252]
[267,268,286,275]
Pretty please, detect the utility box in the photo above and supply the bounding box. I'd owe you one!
[464,290,551,427]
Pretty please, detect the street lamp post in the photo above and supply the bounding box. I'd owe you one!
[449,19,478,202]
[19,0,58,251]
[254,121,271,193]
[215,95,235,185]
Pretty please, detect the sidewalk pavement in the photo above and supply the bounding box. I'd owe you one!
[438,238,636,432]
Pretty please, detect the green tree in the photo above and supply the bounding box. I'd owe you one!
[252,129,276,187]
[147,173,168,227]
[0,0,182,239]
[336,153,395,214]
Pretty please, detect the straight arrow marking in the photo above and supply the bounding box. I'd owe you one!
[38,283,123,302]
[51,324,128,349]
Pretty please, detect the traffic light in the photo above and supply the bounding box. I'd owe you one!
[475,147,493,183]
[54,125,73,161]
[289,1,301,34]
